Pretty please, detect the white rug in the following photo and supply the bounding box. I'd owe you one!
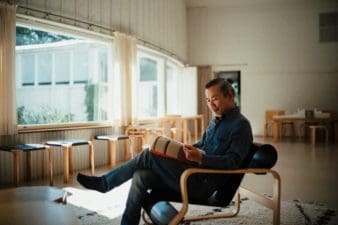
[64,182,337,225]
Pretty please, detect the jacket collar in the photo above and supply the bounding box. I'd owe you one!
[215,106,239,121]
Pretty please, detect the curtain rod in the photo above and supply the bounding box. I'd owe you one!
[17,5,185,64]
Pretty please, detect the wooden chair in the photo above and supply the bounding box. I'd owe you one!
[142,143,281,225]
[264,110,284,137]
[160,115,183,140]
[264,110,295,139]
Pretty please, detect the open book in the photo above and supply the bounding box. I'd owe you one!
[150,136,190,163]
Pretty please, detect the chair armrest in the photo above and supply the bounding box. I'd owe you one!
[169,168,280,225]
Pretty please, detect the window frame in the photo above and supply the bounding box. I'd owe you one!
[135,50,165,120]
[16,16,115,132]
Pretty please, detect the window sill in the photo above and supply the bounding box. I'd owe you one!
[18,122,115,133]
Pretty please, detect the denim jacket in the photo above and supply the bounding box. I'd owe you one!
[193,107,253,169]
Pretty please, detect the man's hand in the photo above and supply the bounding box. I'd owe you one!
[183,144,204,164]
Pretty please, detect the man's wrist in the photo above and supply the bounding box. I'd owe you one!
[197,148,204,165]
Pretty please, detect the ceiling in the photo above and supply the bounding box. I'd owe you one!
[185,0,333,8]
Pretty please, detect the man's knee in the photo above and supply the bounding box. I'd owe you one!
[132,169,155,188]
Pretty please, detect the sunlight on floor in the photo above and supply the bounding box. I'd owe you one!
[63,181,131,220]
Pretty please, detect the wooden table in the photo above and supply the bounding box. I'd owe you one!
[0,186,79,225]
[272,115,335,142]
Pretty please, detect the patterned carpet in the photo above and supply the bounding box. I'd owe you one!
[64,182,337,225]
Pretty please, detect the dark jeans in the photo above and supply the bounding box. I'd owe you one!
[101,149,215,225]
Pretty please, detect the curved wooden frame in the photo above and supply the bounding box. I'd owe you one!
[143,168,281,225]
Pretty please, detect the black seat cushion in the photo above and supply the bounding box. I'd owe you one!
[0,144,46,152]
[46,139,89,146]
[94,135,129,141]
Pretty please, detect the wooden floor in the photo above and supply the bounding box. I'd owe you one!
[3,137,338,209]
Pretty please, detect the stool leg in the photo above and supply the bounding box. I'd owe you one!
[47,146,53,186]
[129,136,135,158]
[183,120,188,143]
[62,146,69,183]
[325,128,329,144]
[124,139,130,160]
[26,151,31,182]
[41,150,45,177]
[88,141,95,175]
[69,146,73,175]
[13,150,20,187]
[138,137,144,155]
[311,128,316,145]
[108,140,116,168]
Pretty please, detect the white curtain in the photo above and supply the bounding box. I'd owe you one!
[113,32,137,126]
[0,2,17,135]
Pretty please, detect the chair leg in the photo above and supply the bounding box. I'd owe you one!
[183,190,241,223]
[142,210,154,225]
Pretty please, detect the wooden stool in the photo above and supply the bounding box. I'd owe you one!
[0,144,53,186]
[46,139,94,183]
[94,135,130,167]
[126,128,148,157]
[309,125,329,145]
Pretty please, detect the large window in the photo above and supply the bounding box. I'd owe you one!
[16,25,113,125]
[15,22,186,127]
[136,53,162,119]
[135,51,182,119]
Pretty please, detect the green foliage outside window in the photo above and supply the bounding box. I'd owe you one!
[84,83,99,121]
[17,105,74,125]
[16,26,73,46]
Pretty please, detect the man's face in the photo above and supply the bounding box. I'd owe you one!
[205,84,234,117]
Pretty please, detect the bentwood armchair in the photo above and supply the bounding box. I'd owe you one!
[142,143,281,225]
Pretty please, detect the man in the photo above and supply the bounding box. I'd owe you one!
[77,78,253,225]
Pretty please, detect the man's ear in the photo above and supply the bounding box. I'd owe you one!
[227,92,234,101]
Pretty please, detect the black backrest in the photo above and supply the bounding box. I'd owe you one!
[244,142,278,169]
[206,142,278,206]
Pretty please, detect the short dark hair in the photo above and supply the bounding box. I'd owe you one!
[205,78,235,98]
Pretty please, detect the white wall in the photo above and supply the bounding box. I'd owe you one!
[187,1,338,135]
[179,67,198,116]
[17,0,187,61]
